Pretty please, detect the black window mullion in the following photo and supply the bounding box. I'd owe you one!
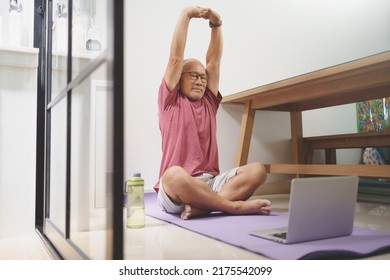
[65,0,73,239]
[112,0,124,260]
[45,0,54,222]
[34,0,46,230]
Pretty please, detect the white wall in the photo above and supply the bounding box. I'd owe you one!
[124,0,390,190]
[0,49,38,239]
[0,1,37,240]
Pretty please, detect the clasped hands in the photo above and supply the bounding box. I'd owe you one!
[186,6,221,25]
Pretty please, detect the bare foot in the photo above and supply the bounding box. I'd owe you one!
[180,199,271,220]
[181,204,211,220]
[233,199,272,216]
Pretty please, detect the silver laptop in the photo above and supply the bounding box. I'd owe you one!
[250,176,359,244]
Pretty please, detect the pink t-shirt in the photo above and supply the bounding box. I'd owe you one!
[154,79,222,191]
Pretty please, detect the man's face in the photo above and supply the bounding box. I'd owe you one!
[179,60,207,101]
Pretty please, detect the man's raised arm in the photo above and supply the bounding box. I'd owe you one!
[164,7,206,91]
[205,9,223,96]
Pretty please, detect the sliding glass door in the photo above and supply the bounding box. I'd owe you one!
[34,0,124,259]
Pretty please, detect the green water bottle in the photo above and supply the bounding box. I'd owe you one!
[125,173,145,228]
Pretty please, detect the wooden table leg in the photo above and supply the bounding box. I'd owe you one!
[290,111,304,164]
[325,149,337,164]
[235,100,256,167]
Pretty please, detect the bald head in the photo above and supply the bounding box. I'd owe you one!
[182,59,206,73]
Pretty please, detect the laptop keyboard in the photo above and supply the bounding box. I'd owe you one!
[271,232,287,240]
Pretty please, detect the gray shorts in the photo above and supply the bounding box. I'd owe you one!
[157,167,239,214]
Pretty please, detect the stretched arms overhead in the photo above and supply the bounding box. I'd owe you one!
[164,7,223,96]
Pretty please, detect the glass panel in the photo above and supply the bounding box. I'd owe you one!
[72,0,107,76]
[42,0,117,259]
[51,0,69,100]
[49,97,68,234]
[70,62,111,259]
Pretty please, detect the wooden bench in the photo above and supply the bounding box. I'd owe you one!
[303,131,390,164]
[221,51,390,179]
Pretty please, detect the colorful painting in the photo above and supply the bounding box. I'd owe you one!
[356,98,390,133]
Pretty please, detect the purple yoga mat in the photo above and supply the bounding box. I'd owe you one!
[144,192,390,259]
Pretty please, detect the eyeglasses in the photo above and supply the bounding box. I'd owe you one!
[181,71,208,83]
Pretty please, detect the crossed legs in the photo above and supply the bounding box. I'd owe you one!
[160,162,271,219]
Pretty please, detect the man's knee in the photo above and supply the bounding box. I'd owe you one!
[246,162,267,186]
[162,166,188,188]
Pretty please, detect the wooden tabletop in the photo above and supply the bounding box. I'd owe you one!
[222,51,390,112]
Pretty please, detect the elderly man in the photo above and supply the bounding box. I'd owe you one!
[155,7,271,219]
